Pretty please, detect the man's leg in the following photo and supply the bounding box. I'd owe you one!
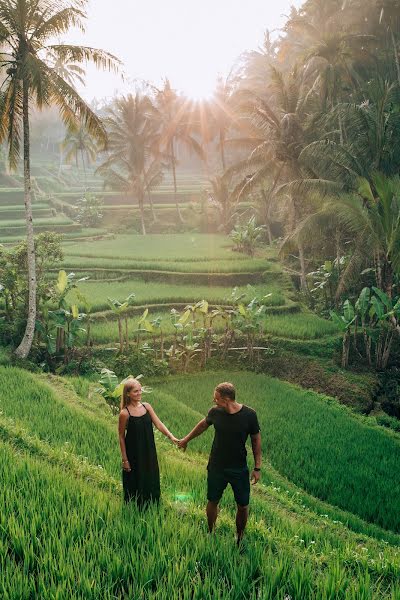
[236,504,249,545]
[206,500,219,533]
[206,470,227,534]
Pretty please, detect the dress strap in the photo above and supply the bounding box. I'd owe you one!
[141,402,148,413]
[126,405,132,416]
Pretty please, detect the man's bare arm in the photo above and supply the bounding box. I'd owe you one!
[250,432,262,484]
[178,419,209,449]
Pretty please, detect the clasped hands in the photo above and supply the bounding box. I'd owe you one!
[170,435,187,450]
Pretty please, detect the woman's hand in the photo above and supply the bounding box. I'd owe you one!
[170,435,179,445]
[122,459,131,472]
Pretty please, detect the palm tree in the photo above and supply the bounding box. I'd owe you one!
[47,49,85,89]
[0,0,120,358]
[98,93,162,235]
[289,173,400,299]
[297,79,400,191]
[206,73,237,171]
[208,174,239,234]
[62,125,98,185]
[226,67,316,289]
[152,79,204,222]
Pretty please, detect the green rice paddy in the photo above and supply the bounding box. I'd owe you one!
[0,366,399,598]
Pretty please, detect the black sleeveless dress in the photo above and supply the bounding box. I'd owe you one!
[122,404,160,507]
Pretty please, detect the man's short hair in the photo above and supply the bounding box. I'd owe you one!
[215,382,235,400]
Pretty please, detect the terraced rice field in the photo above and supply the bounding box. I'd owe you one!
[0,366,399,598]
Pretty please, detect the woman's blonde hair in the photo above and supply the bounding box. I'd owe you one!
[121,378,141,410]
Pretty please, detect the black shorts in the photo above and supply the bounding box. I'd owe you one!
[207,467,250,506]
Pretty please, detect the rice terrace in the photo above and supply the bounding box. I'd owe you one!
[1,0,400,598]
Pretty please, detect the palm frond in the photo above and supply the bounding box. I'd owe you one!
[47,44,121,73]
[32,7,85,42]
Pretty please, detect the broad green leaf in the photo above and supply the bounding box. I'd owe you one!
[330,310,348,332]
[199,300,209,314]
[142,320,155,333]
[358,177,375,204]
[238,304,247,317]
[370,296,385,320]
[355,287,370,317]
[179,309,191,324]
[56,270,68,295]
[138,308,149,324]
[372,287,392,311]
[343,299,355,323]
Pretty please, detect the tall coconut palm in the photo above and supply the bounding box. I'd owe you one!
[62,124,98,185]
[152,79,204,222]
[98,93,162,235]
[47,49,85,89]
[227,67,317,289]
[288,173,400,298]
[206,73,237,172]
[0,0,120,358]
[284,79,400,297]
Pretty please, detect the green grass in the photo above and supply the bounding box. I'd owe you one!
[62,234,276,262]
[88,308,331,344]
[151,371,400,533]
[264,312,340,339]
[0,215,73,227]
[67,279,286,312]
[61,255,273,273]
[0,366,399,598]
[60,234,282,273]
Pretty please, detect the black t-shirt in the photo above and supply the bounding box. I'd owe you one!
[205,405,260,470]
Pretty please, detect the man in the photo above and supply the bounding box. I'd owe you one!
[178,382,261,545]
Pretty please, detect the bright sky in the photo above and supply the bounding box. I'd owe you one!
[70,0,303,102]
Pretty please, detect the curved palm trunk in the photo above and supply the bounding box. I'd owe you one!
[171,140,183,223]
[15,79,37,359]
[138,190,146,235]
[147,190,157,221]
[219,130,226,171]
[391,28,400,86]
[81,148,87,188]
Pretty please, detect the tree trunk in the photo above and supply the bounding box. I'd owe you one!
[148,190,157,222]
[118,318,123,353]
[391,28,400,86]
[125,317,129,352]
[219,130,226,171]
[342,331,350,368]
[138,192,146,235]
[15,79,37,360]
[298,241,308,292]
[81,149,87,189]
[171,140,183,223]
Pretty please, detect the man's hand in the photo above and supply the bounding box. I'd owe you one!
[177,438,188,451]
[250,469,260,485]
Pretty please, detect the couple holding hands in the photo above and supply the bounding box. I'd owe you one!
[118,379,262,544]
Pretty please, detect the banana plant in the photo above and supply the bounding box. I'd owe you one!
[95,369,151,414]
[369,287,400,369]
[150,315,164,359]
[134,308,155,350]
[51,304,86,363]
[355,287,371,365]
[330,299,357,368]
[231,292,270,365]
[107,293,135,353]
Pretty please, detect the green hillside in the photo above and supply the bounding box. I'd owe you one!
[0,366,399,599]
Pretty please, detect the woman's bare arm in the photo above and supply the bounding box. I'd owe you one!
[144,403,178,443]
[178,419,209,450]
[118,410,131,471]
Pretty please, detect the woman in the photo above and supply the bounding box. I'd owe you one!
[118,378,178,506]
